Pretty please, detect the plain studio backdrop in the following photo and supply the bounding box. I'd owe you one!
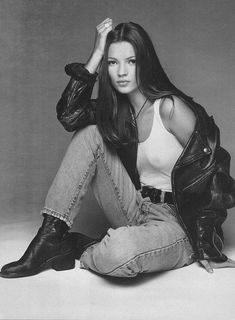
[0,1,235,319]
[0,0,234,234]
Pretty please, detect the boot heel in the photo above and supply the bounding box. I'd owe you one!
[52,252,75,271]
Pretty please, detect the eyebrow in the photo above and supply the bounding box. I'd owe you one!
[107,56,136,59]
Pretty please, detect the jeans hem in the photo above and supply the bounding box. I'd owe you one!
[40,207,73,228]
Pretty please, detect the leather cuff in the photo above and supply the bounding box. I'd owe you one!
[65,63,98,84]
[196,214,227,262]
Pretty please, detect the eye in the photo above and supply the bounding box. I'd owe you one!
[128,59,136,65]
[108,60,117,66]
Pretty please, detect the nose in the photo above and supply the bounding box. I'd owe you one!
[118,62,127,77]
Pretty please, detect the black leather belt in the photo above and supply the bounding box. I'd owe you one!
[141,186,174,205]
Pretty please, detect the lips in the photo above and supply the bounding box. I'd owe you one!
[117,80,130,87]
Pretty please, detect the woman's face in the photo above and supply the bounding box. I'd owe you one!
[107,41,139,96]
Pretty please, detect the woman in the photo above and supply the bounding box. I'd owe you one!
[1,18,235,278]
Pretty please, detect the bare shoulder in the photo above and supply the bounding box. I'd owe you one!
[159,96,196,123]
[159,95,197,146]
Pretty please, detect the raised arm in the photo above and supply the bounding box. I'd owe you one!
[56,18,113,132]
[85,18,113,73]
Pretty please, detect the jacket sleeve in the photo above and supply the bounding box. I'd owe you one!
[195,208,228,262]
[56,63,98,132]
[195,146,235,262]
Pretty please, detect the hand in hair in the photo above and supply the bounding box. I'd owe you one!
[85,18,113,74]
[94,17,113,55]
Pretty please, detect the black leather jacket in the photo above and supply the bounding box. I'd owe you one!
[56,63,235,262]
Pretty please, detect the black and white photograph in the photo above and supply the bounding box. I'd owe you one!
[0,1,235,319]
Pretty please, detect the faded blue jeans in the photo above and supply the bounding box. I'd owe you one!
[41,125,194,277]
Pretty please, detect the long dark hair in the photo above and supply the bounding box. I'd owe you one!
[97,22,192,148]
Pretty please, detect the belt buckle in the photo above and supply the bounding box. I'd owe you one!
[160,190,166,203]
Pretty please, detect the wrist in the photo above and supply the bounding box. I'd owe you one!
[85,50,103,74]
[92,48,104,59]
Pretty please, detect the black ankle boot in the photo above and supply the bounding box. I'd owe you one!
[0,214,77,278]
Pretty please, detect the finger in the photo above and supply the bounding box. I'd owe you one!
[101,19,113,30]
[97,18,112,29]
[210,258,235,269]
[101,17,112,24]
[199,260,214,273]
[227,258,235,264]
[97,24,112,36]
[97,18,110,28]
[97,25,106,33]
[97,20,112,32]
[97,24,111,33]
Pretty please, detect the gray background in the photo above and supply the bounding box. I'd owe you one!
[0,0,234,236]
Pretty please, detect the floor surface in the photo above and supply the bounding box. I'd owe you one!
[1,212,235,320]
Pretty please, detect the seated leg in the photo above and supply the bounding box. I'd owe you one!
[80,204,194,278]
[0,125,141,278]
[41,125,141,228]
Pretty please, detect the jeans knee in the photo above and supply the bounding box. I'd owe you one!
[87,228,141,277]
[70,125,102,154]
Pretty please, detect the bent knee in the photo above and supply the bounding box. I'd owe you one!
[81,228,141,277]
[71,125,102,151]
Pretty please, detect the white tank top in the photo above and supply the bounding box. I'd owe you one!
[137,99,183,192]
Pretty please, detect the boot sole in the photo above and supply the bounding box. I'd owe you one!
[0,251,76,279]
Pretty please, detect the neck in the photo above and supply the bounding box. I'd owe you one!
[128,90,147,112]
